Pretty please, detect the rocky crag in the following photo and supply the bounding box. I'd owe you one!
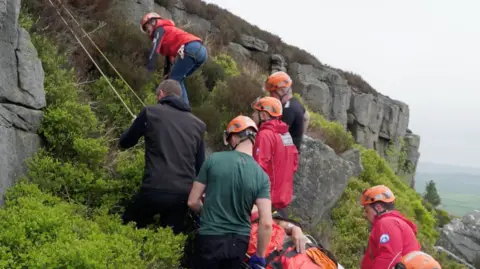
[438,210,480,267]
[116,0,421,187]
[0,0,46,204]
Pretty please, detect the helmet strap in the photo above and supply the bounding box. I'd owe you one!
[371,204,387,216]
[229,130,256,150]
[257,111,276,127]
[275,88,292,104]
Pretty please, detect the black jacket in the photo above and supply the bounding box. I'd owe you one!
[119,96,206,194]
[282,97,305,152]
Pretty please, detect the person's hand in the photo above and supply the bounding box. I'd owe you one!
[291,226,307,253]
[248,254,266,269]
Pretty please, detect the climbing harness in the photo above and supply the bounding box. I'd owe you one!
[46,0,147,119]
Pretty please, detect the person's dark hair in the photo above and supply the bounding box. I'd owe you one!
[156,79,181,97]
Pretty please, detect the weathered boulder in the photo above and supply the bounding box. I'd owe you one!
[227,42,251,62]
[269,54,287,74]
[170,5,213,38]
[290,136,363,235]
[290,63,352,128]
[401,133,421,186]
[112,0,154,25]
[437,210,480,265]
[153,3,173,20]
[348,93,384,149]
[379,97,409,140]
[238,34,269,52]
[0,0,45,204]
[288,62,420,186]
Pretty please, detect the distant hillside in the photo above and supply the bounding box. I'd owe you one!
[415,162,480,217]
[417,161,480,176]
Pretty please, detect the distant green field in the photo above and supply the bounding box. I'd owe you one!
[415,172,480,217]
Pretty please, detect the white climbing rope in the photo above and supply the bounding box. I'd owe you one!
[53,0,146,107]
[46,0,140,119]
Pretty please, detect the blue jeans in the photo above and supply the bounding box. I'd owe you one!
[169,41,208,106]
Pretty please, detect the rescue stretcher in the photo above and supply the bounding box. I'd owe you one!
[183,212,345,269]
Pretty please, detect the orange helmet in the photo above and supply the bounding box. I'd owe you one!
[223,115,258,146]
[264,71,292,92]
[360,185,396,206]
[140,12,162,32]
[251,96,283,118]
[395,251,441,269]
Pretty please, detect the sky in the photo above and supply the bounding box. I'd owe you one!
[203,0,480,168]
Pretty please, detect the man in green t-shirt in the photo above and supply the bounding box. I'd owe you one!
[187,115,274,269]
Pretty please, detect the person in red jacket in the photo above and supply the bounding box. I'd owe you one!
[251,96,299,216]
[359,185,422,269]
[140,12,208,106]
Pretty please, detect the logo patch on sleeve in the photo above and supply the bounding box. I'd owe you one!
[379,234,390,244]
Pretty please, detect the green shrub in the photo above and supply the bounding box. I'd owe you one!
[185,70,211,107]
[0,182,186,269]
[89,76,156,138]
[7,12,190,268]
[434,208,452,228]
[213,54,240,77]
[199,58,226,91]
[39,101,103,158]
[193,72,264,150]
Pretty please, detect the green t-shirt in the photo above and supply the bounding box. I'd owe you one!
[195,150,271,236]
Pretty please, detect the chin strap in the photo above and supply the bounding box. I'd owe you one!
[229,130,257,150]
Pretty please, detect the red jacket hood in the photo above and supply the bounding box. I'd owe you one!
[375,210,418,235]
[259,119,289,134]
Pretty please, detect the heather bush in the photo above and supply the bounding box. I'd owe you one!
[5,13,188,268]
[0,182,186,269]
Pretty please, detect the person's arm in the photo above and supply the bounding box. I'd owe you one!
[147,27,165,72]
[187,182,205,213]
[195,138,206,176]
[255,198,273,258]
[253,131,273,172]
[188,157,211,213]
[371,221,404,269]
[119,108,147,149]
[276,219,307,253]
[255,173,273,258]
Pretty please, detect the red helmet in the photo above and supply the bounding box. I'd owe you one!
[140,12,162,32]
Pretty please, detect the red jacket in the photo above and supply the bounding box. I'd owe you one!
[361,210,422,269]
[149,19,202,58]
[253,119,299,209]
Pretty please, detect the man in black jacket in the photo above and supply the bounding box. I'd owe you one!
[119,79,206,234]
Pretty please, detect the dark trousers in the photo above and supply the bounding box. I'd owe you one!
[122,188,189,234]
[194,234,250,269]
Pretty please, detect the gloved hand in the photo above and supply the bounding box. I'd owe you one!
[248,254,266,269]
